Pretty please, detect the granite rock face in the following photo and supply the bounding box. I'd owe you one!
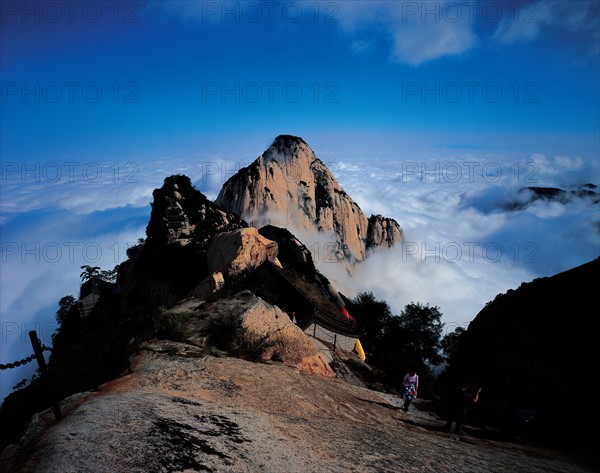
[146,174,247,246]
[206,228,281,278]
[221,291,334,376]
[216,135,402,264]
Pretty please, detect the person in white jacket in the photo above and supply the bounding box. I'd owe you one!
[401,371,419,412]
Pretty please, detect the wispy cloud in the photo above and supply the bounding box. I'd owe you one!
[336,0,599,65]
[0,211,147,402]
[312,150,599,329]
[492,0,600,56]
[337,1,478,66]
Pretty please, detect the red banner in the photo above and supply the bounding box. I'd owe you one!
[341,306,355,321]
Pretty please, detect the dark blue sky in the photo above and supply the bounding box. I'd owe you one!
[1,0,599,162]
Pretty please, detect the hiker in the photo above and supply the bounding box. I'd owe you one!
[401,370,419,412]
[444,382,481,435]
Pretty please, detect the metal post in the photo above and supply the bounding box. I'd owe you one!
[29,331,62,420]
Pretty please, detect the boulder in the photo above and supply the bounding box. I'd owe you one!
[207,228,281,278]
[242,298,333,377]
[207,291,334,377]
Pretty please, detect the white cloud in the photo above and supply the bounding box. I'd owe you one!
[336,1,478,66]
[491,0,600,56]
[529,153,598,186]
[390,18,478,66]
[554,155,583,171]
[336,1,598,64]
[316,150,599,330]
[0,157,243,216]
[492,16,541,44]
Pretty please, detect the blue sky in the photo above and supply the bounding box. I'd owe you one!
[1,0,599,160]
[1,1,599,401]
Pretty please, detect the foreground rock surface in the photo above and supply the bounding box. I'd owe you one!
[1,346,595,473]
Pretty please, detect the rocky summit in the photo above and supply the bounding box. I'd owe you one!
[216,135,403,264]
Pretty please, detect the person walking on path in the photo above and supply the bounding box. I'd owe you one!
[444,383,481,436]
[401,370,419,412]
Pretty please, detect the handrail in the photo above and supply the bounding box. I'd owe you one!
[266,261,360,337]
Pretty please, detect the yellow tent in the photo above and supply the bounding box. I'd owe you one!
[354,339,366,362]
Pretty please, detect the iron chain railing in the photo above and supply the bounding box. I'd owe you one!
[0,345,52,370]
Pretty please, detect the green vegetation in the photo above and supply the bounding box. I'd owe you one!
[346,292,445,397]
[206,312,275,362]
[155,313,191,342]
[80,265,118,283]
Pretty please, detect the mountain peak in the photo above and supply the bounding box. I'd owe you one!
[273,134,307,148]
[262,134,312,165]
[216,136,402,265]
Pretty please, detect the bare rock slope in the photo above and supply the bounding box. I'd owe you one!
[1,346,594,473]
[216,135,402,264]
[176,290,335,377]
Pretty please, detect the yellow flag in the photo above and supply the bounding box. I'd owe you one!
[355,339,366,362]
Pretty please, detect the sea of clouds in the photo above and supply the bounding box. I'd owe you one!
[318,151,599,331]
[1,147,598,402]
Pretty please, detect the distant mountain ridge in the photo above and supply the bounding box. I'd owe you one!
[503,184,599,211]
[216,135,402,265]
